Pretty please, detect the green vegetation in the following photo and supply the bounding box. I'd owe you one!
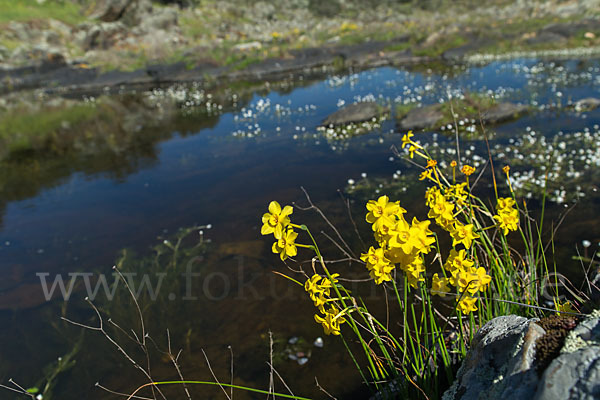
[0,103,98,157]
[0,0,85,25]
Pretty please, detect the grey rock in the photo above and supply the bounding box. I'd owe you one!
[525,31,567,46]
[89,0,134,22]
[397,104,443,131]
[322,102,387,126]
[233,41,263,51]
[573,98,600,112]
[481,102,528,124]
[443,315,544,400]
[7,21,30,41]
[534,346,600,400]
[137,6,178,32]
[78,22,127,50]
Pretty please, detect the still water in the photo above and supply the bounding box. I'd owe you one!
[1,57,599,399]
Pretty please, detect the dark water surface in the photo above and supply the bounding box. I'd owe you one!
[1,58,600,399]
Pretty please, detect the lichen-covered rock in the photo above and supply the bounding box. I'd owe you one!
[322,102,388,127]
[444,311,600,400]
[534,345,600,400]
[443,315,545,400]
[397,104,444,131]
[533,310,600,399]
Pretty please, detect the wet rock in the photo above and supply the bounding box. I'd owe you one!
[443,315,545,400]
[573,97,600,112]
[397,104,443,131]
[481,102,528,124]
[322,102,388,127]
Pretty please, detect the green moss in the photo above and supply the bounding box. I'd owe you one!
[395,102,417,118]
[414,34,467,57]
[0,0,85,25]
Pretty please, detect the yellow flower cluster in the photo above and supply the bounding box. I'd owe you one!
[493,197,519,236]
[422,173,489,314]
[305,274,346,335]
[261,201,298,260]
[360,195,435,288]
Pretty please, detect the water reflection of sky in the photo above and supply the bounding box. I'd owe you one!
[0,57,599,399]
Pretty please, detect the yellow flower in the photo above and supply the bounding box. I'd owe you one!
[450,160,457,168]
[450,222,479,249]
[361,247,394,284]
[473,267,491,292]
[426,159,437,168]
[401,131,414,149]
[272,227,298,260]
[314,307,346,335]
[493,210,519,236]
[427,193,455,225]
[461,165,475,176]
[390,217,435,255]
[425,186,441,207]
[408,144,417,158]
[496,197,516,212]
[431,273,450,296]
[444,248,474,276]
[502,165,510,174]
[366,195,402,234]
[305,274,339,310]
[457,296,478,314]
[261,201,293,239]
[445,183,468,206]
[419,169,433,181]
[554,299,576,315]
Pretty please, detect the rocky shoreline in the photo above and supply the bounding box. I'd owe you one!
[1,0,599,96]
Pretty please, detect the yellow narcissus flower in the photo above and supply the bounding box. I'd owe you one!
[366,195,403,234]
[473,267,491,292]
[401,130,414,148]
[261,201,293,239]
[403,257,426,288]
[419,169,433,181]
[431,273,450,296]
[444,248,475,285]
[496,197,516,212]
[425,186,441,207]
[457,269,478,294]
[445,183,468,206]
[389,217,435,255]
[427,193,455,225]
[450,222,480,249]
[272,227,298,260]
[361,247,394,284]
[314,307,346,335]
[494,210,519,236]
[457,296,478,315]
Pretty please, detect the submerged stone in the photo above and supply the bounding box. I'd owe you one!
[322,102,388,127]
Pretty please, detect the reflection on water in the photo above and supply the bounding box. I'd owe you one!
[1,57,600,399]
